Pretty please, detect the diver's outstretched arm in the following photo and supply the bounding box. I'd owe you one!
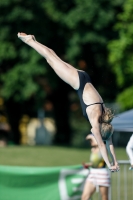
[106,138,119,171]
[91,125,119,172]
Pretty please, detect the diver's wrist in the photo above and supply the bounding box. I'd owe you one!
[108,164,112,169]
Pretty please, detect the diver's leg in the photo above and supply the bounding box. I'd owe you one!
[17,32,79,89]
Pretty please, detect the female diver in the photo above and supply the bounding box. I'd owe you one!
[17,32,119,172]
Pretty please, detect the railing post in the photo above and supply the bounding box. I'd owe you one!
[117,167,120,200]
[124,164,127,200]
[109,171,111,200]
[116,160,130,200]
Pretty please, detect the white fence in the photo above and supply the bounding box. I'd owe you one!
[111,160,133,200]
[91,160,133,200]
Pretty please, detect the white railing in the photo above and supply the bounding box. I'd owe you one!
[91,160,133,200]
[111,160,133,200]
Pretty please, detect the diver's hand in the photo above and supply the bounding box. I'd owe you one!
[115,162,120,170]
[109,165,120,172]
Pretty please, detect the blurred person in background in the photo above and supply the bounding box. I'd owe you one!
[82,134,110,200]
[0,98,11,147]
[126,134,133,170]
[17,32,119,172]
[0,115,11,147]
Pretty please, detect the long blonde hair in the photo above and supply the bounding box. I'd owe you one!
[101,107,114,140]
[101,107,114,123]
[101,123,113,140]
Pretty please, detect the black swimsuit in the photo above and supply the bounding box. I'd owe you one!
[76,71,105,121]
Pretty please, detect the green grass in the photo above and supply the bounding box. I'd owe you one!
[0,146,129,167]
[0,146,132,200]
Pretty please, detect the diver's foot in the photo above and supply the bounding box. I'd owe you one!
[17,32,36,43]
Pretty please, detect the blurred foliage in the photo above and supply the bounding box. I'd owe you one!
[108,0,133,110]
[0,0,128,145]
[0,0,124,102]
[42,0,125,103]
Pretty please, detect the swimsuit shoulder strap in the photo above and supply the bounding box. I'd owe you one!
[88,102,105,113]
[88,102,104,106]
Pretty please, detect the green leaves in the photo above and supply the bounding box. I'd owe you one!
[1,62,45,101]
[0,0,128,107]
[0,42,16,60]
[117,86,133,110]
[108,0,133,109]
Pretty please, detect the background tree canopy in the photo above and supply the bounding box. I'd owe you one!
[1,0,132,145]
[108,0,133,110]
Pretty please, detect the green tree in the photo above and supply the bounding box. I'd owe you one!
[0,0,124,145]
[43,0,124,100]
[0,0,63,144]
[108,0,133,110]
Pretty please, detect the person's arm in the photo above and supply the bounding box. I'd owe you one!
[82,162,92,169]
[106,137,119,170]
[91,126,111,169]
[126,134,133,166]
[91,124,119,172]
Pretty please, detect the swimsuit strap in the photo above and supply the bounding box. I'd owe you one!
[87,102,105,114]
[88,102,104,106]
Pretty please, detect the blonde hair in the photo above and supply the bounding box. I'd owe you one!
[101,123,113,140]
[100,107,114,140]
[101,107,114,123]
